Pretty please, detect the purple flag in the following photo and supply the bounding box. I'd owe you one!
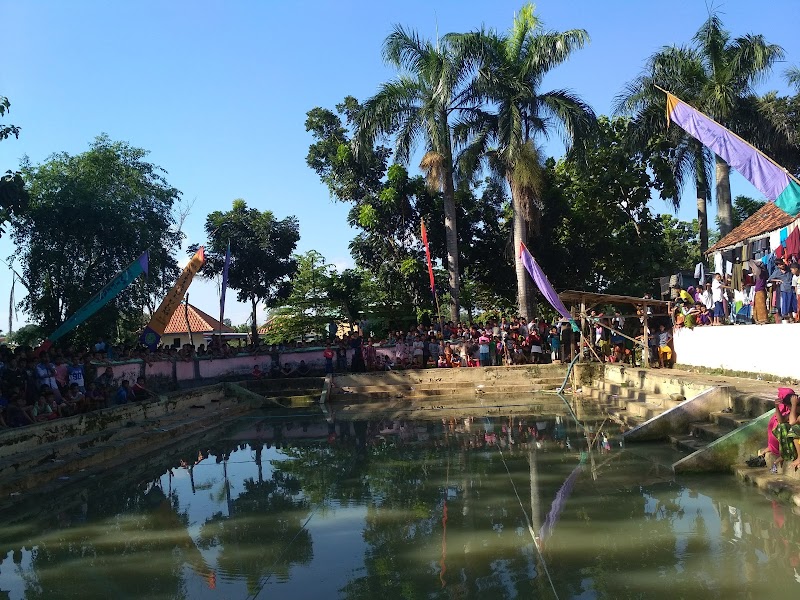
[519,243,573,321]
[666,92,800,215]
[220,240,231,326]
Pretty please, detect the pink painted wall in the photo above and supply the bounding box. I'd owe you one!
[199,355,263,379]
[175,361,195,382]
[146,361,173,380]
[95,345,400,387]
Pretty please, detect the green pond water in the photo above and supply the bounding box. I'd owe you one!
[0,398,797,599]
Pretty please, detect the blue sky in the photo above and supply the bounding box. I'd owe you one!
[0,0,798,329]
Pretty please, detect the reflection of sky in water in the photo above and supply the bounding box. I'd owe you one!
[0,411,799,598]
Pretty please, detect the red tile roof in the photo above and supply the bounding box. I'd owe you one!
[163,303,234,335]
[708,202,795,253]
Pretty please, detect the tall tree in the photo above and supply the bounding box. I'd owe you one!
[618,14,783,239]
[615,46,714,253]
[14,135,182,346]
[192,199,299,342]
[450,4,595,317]
[356,26,473,322]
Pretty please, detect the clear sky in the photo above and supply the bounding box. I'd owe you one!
[0,0,798,330]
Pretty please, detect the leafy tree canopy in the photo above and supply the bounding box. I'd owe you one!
[14,135,182,346]
[192,199,299,342]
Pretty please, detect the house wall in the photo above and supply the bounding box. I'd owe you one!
[673,324,800,378]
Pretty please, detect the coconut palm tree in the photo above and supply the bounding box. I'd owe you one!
[616,46,714,253]
[448,4,595,318]
[620,14,783,238]
[357,26,473,322]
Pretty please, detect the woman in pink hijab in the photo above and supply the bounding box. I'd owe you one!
[763,388,797,471]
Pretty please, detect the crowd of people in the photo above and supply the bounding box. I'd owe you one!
[0,344,153,429]
[671,258,800,328]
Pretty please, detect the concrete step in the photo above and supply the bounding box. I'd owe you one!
[339,377,565,394]
[688,421,736,443]
[729,393,777,419]
[669,435,710,454]
[604,408,647,429]
[338,383,561,400]
[708,411,751,430]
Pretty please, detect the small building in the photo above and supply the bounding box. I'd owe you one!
[163,303,242,348]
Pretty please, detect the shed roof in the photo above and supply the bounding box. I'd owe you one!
[163,303,234,335]
[558,290,670,308]
[708,202,794,253]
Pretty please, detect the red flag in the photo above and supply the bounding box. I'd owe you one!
[421,220,436,294]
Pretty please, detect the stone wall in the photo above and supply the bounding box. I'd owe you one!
[673,323,800,379]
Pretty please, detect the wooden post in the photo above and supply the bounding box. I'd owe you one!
[642,301,650,369]
[580,299,587,362]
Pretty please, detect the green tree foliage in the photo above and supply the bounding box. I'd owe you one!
[536,117,699,295]
[14,136,182,346]
[266,251,378,343]
[192,199,299,342]
[307,99,512,321]
[0,95,28,238]
[267,250,337,342]
[7,323,45,347]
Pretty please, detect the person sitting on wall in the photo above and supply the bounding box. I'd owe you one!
[252,365,264,380]
[131,376,153,401]
[281,362,297,377]
[269,361,281,378]
[297,360,310,376]
[114,380,135,405]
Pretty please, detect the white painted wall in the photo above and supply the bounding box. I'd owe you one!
[673,324,800,378]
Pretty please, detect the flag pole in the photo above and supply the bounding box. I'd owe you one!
[655,85,800,186]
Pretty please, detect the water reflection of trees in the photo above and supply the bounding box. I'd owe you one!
[197,471,313,594]
[17,484,197,599]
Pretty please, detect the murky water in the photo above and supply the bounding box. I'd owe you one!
[0,398,797,599]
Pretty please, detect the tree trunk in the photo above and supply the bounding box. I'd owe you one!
[695,172,709,255]
[715,155,733,237]
[250,297,258,345]
[511,179,535,319]
[442,162,460,323]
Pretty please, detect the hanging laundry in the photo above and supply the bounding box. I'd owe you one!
[770,229,781,253]
[714,252,724,276]
[780,227,789,246]
[694,262,705,285]
[785,226,800,259]
[725,260,733,276]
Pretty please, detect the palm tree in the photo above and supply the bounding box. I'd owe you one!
[616,46,714,253]
[449,4,595,318]
[357,27,472,323]
[621,14,783,239]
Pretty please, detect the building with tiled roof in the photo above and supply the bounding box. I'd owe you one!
[162,303,235,348]
[708,202,796,254]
